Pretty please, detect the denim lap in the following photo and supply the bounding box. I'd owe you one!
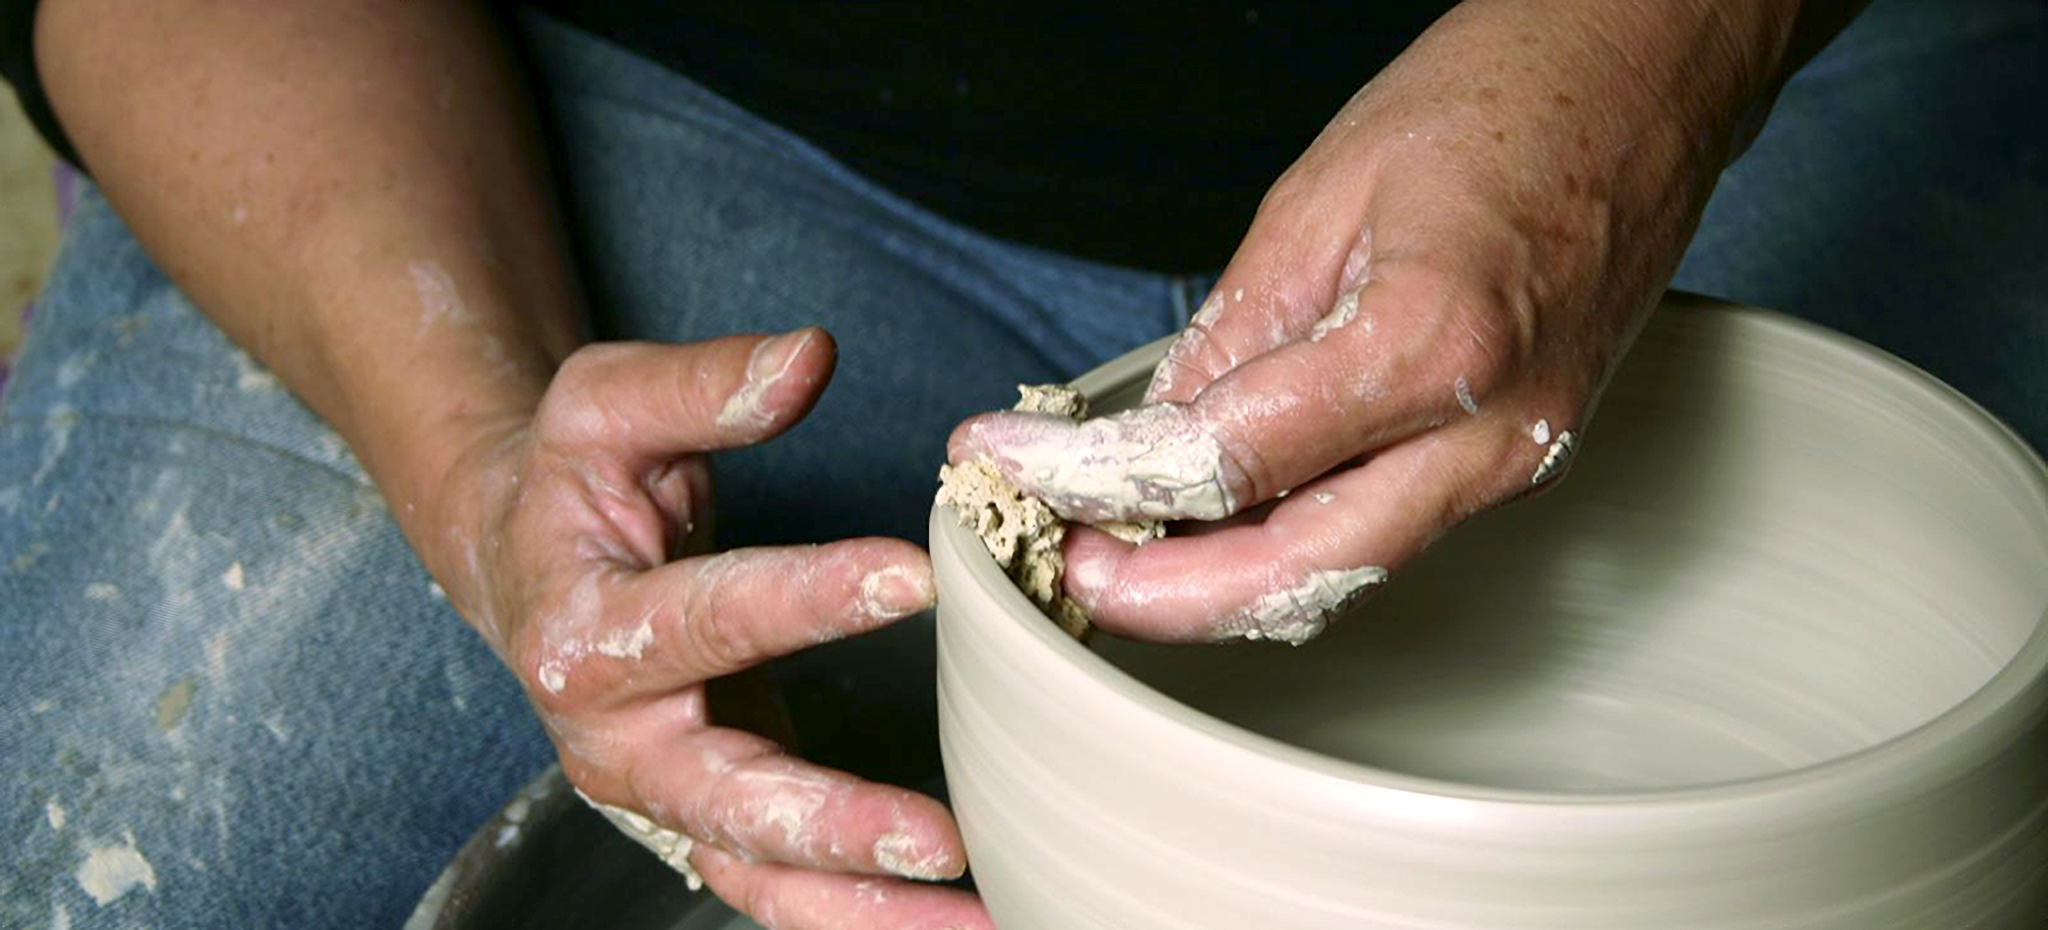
[0,13,1189,929]
[4,2,2044,927]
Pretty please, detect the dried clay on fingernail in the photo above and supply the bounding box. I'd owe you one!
[936,384,1163,639]
[717,330,810,431]
[859,564,934,621]
[873,831,958,882]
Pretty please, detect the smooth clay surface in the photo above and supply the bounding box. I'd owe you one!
[934,296,2048,929]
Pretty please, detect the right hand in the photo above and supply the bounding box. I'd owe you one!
[429,328,992,930]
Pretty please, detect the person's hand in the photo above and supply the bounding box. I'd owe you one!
[952,1,1772,644]
[431,328,992,930]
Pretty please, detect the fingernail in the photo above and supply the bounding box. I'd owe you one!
[861,564,936,621]
[749,328,812,382]
[720,330,813,430]
[1063,551,1108,606]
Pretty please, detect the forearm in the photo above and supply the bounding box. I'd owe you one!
[1425,0,1865,166]
[36,0,583,584]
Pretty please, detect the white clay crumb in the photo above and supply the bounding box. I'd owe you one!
[577,789,704,891]
[1311,491,1336,505]
[1531,430,1580,485]
[221,561,245,591]
[1532,418,1552,445]
[537,661,567,694]
[1010,383,1087,419]
[74,832,157,906]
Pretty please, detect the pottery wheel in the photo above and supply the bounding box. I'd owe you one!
[405,766,765,930]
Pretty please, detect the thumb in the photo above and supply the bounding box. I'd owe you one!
[537,328,836,465]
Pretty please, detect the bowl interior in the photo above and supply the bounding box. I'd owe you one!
[1090,307,2048,794]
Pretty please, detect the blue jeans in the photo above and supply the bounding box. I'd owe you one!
[3,3,2042,927]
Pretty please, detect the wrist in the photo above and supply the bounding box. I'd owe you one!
[291,267,569,626]
[408,409,532,643]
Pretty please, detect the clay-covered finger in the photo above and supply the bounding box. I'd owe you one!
[692,844,992,930]
[537,328,836,465]
[952,273,1504,523]
[1063,417,1541,643]
[948,403,1247,523]
[524,539,934,705]
[622,727,969,881]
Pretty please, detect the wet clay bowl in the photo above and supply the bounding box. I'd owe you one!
[931,295,2048,929]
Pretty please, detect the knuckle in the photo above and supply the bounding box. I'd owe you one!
[1255,162,1316,223]
[684,600,757,676]
[1210,429,1268,514]
[536,344,632,443]
[1162,329,1224,387]
[737,878,779,926]
[554,343,629,396]
[1439,431,1519,523]
[1441,304,1517,396]
[1483,419,1573,501]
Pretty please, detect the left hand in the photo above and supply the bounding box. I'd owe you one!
[951,0,1785,643]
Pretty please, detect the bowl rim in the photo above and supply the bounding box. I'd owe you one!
[933,295,2048,811]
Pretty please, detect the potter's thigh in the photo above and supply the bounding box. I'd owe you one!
[1673,0,2048,453]
[0,191,553,930]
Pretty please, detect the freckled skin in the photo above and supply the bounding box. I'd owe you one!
[446,336,973,899]
[952,0,1865,645]
[39,0,1859,924]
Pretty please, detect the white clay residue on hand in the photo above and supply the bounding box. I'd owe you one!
[1309,287,1362,343]
[998,403,1236,523]
[593,619,654,660]
[1454,376,1479,416]
[872,830,955,882]
[1216,565,1390,646]
[1531,430,1579,485]
[535,571,606,694]
[717,330,811,431]
[408,259,469,340]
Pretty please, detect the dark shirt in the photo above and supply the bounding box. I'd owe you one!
[2,2,1450,270]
